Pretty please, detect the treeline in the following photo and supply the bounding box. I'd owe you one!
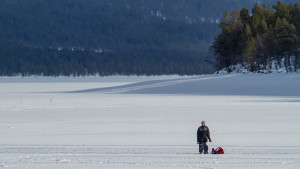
[212,1,300,72]
[0,45,213,76]
[0,0,221,75]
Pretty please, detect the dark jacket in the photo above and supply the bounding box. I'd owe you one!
[197,126,211,144]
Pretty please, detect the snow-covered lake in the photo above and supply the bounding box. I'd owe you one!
[0,74,299,169]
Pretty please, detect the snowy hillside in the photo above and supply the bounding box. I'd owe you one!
[0,74,299,169]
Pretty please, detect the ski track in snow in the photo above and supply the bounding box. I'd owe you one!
[1,145,299,169]
[69,74,237,94]
[66,73,300,96]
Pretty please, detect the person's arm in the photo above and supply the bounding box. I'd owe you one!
[197,128,200,144]
[207,127,212,142]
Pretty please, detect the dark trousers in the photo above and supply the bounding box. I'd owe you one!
[199,143,208,154]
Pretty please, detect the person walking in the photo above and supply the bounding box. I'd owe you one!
[197,121,212,154]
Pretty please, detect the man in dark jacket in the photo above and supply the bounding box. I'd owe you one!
[197,121,212,154]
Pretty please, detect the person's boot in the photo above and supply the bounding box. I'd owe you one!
[204,151,208,154]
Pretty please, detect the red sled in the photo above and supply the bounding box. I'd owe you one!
[211,147,224,154]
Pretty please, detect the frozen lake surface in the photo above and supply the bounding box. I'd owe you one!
[0,74,299,168]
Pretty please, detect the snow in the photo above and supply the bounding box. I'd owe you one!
[217,59,300,74]
[71,73,300,96]
[0,74,299,168]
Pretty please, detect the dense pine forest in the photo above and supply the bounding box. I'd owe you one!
[212,1,300,73]
[0,44,210,76]
[0,0,298,76]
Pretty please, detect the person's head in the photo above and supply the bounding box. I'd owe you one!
[201,121,206,126]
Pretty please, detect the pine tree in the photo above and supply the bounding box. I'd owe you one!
[240,8,250,28]
[274,18,298,71]
[251,3,265,36]
[273,1,291,21]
